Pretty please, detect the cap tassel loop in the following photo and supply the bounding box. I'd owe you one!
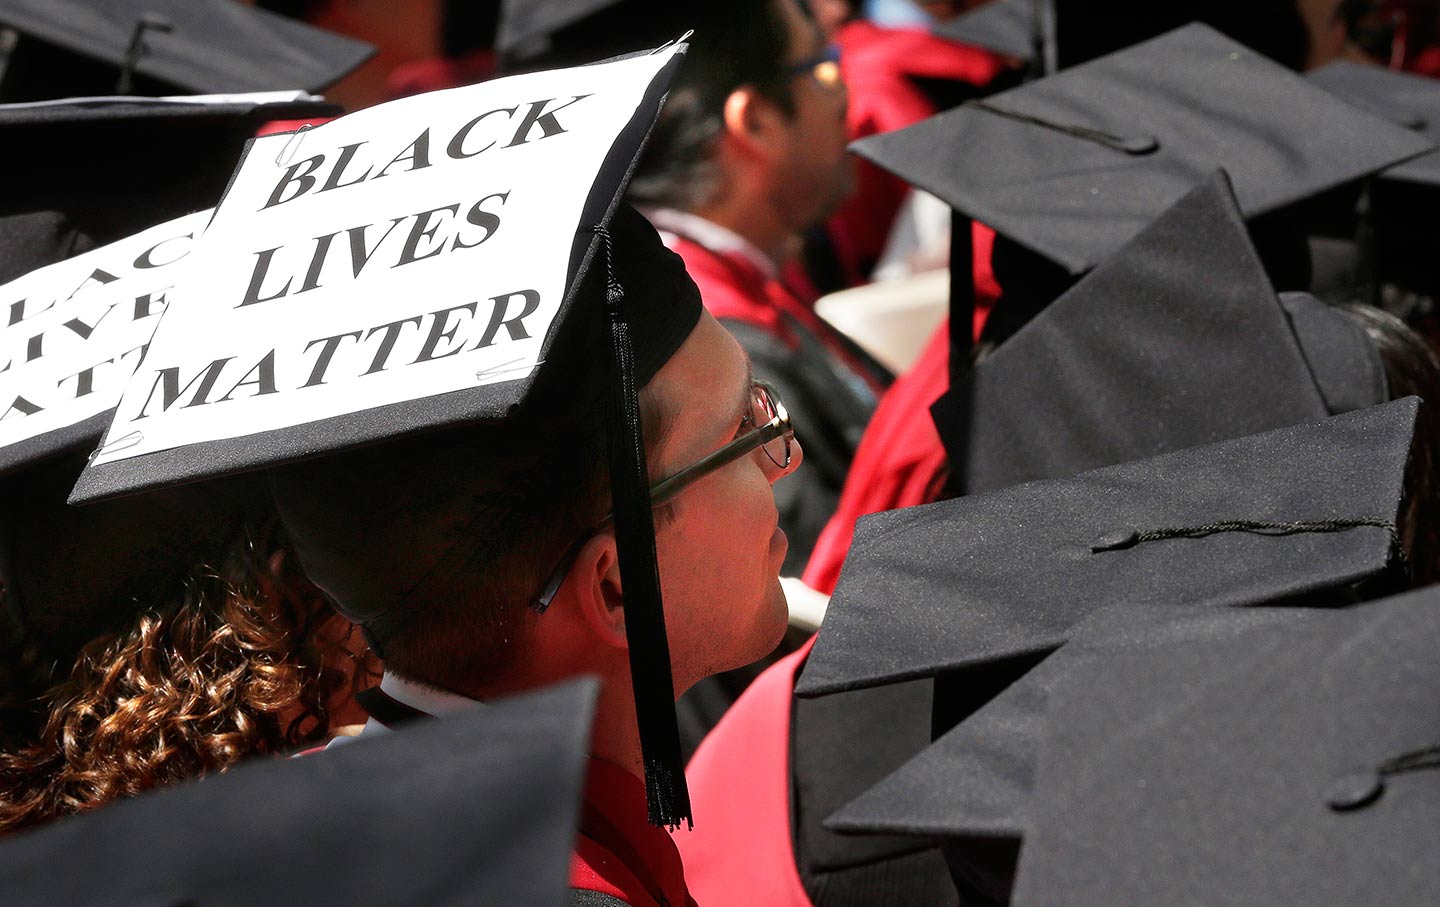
[591,224,693,830]
[1090,517,1402,554]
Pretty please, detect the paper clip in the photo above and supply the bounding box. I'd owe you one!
[476,357,533,382]
[275,123,314,167]
[652,29,695,53]
[87,430,144,463]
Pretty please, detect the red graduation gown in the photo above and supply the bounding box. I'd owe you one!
[802,324,950,594]
[823,20,1010,288]
[801,229,1001,593]
[674,639,817,907]
[571,759,698,907]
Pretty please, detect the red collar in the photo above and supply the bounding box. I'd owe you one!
[571,758,695,907]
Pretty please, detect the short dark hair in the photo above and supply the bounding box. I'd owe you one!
[627,0,800,211]
[379,392,673,694]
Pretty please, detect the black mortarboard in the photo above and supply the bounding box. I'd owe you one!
[1307,60,1440,296]
[795,396,1417,699]
[851,24,1433,278]
[495,0,700,74]
[933,0,1049,69]
[931,171,1388,497]
[824,604,1305,843]
[1012,591,1440,905]
[0,679,598,906]
[935,0,1309,71]
[70,48,698,827]
[0,95,337,284]
[0,0,373,101]
[1308,60,1440,190]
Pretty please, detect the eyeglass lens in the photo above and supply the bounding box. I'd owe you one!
[754,385,790,469]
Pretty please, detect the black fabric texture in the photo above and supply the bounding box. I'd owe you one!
[1013,591,1440,905]
[721,319,881,574]
[933,0,1035,60]
[0,0,373,99]
[1280,292,1389,415]
[933,172,1382,501]
[0,679,597,907]
[797,397,1417,698]
[828,606,1308,842]
[791,680,957,907]
[851,24,1433,276]
[0,449,272,673]
[569,890,633,907]
[1308,61,1440,190]
[935,0,1310,70]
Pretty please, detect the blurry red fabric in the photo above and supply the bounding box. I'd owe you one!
[801,220,999,594]
[674,638,817,907]
[822,21,1010,290]
[255,116,334,137]
[802,324,950,593]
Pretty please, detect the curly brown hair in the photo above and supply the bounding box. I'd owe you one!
[0,530,377,834]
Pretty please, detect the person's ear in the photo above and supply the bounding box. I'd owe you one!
[722,86,790,163]
[562,533,628,650]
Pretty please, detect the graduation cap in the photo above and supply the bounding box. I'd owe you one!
[823,605,1305,850]
[1011,591,1440,905]
[0,0,374,101]
[70,46,698,827]
[930,171,1388,497]
[795,395,1417,700]
[0,678,598,906]
[1308,61,1440,190]
[933,0,1050,70]
[853,24,1433,281]
[1307,60,1440,295]
[934,0,1309,72]
[0,94,338,285]
[495,0,681,72]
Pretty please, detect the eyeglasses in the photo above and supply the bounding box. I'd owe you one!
[786,44,843,90]
[532,381,793,611]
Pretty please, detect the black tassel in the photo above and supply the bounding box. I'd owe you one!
[593,224,692,829]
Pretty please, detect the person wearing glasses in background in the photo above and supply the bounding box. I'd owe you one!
[628,0,890,584]
[271,208,801,907]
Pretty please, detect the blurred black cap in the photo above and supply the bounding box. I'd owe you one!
[936,0,1309,71]
[0,0,374,101]
[0,679,598,907]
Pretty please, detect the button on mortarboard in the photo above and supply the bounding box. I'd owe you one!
[852,23,1434,276]
[0,0,374,101]
[1012,591,1440,905]
[0,679,599,907]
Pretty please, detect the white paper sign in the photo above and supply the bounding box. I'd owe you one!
[0,210,211,455]
[90,46,682,467]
